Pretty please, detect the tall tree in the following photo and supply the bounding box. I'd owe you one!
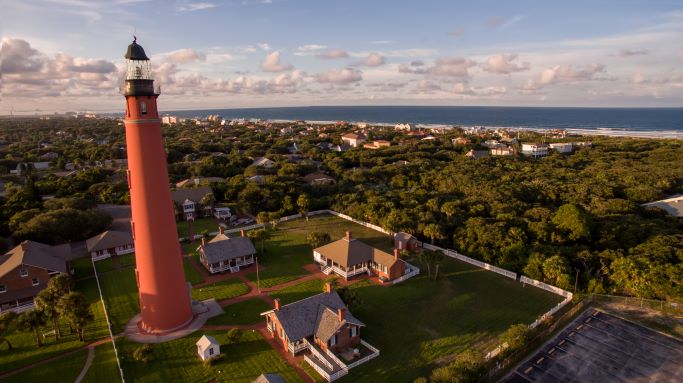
[307,232,331,250]
[0,312,18,350]
[423,223,444,245]
[297,194,310,221]
[57,292,93,342]
[35,289,62,339]
[18,310,46,347]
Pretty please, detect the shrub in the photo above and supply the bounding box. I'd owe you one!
[225,328,242,344]
[133,344,154,363]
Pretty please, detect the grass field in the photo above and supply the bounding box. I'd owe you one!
[97,268,139,334]
[116,330,303,382]
[338,258,562,382]
[81,343,121,383]
[0,349,88,383]
[177,217,220,238]
[246,214,393,288]
[205,298,272,326]
[71,256,95,279]
[0,278,109,375]
[183,257,205,285]
[269,279,325,305]
[191,278,249,302]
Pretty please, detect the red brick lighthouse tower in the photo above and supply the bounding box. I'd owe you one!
[122,38,193,333]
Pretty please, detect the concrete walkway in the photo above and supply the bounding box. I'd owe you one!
[74,345,96,383]
[125,299,223,343]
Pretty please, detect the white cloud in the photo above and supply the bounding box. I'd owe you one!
[452,83,507,96]
[316,50,349,59]
[260,51,293,72]
[399,57,475,77]
[482,53,530,74]
[258,43,271,51]
[297,44,327,51]
[353,52,386,67]
[163,48,206,64]
[316,68,362,85]
[617,49,648,57]
[488,15,524,29]
[177,2,216,12]
[539,64,606,85]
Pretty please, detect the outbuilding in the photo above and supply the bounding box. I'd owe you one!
[196,335,220,361]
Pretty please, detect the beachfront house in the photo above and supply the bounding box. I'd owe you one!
[341,133,367,148]
[197,227,256,274]
[549,142,574,154]
[465,149,490,160]
[261,283,379,381]
[491,146,517,156]
[313,232,406,282]
[0,241,70,314]
[521,143,550,158]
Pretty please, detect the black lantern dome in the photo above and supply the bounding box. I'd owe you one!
[125,37,150,61]
[123,37,157,96]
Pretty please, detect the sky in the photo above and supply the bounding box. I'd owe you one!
[2,0,683,114]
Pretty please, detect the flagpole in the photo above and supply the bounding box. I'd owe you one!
[256,256,261,293]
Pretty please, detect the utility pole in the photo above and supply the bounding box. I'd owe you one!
[256,256,261,293]
[574,268,580,294]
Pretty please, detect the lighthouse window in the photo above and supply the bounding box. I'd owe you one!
[140,101,147,114]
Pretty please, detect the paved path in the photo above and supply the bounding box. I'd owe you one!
[0,338,111,380]
[74,345,96,383]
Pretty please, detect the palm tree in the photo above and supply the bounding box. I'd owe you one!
[423,224,444,245]
[35,289,61,339]
[18,310,46,347]
[0,312,18,350]
[57,292,93,342]
[297,194,310,221]
[199,192,215,217]
[248,228,268,253]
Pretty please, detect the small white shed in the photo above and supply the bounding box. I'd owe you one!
[196,335,220,361]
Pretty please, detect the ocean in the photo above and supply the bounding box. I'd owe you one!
[165,106,683,138]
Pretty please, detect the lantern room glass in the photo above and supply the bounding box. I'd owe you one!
[126,59,153,80]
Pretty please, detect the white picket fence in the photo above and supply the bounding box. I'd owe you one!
[422,243,518,280]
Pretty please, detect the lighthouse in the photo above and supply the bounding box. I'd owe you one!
[122,38,193,333]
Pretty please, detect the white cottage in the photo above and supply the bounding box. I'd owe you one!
[196,335,220,361]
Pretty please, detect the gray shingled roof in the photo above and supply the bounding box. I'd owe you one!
[314,306,365,342]
[170,186,213,205]
[0,241,69,278]
[85,230,133,252]
[253,374,287,383]
[314,235,398,269]
[267,291,365,342]
[200,234,256,264]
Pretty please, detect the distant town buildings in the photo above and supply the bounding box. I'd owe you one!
[341,132,367,147]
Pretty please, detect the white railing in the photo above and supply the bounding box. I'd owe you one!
[91,257,125,382]
[304,354,348,382]
[303,339,335,370]
[422,243,517,280]
[325,348,349,372]
[0,301,35,314]
[288,341,308,354]
[346,339,381,369]
[391,262,420,285]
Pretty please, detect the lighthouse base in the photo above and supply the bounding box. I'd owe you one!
[125,299,223,343]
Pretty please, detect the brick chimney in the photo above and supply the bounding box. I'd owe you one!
[338,308,345,321]
[240,229,245,237]
[324,282,333,294]
[394,248,399,260]
[345,231,351,241]
[219,226,225,235]
[274,298,281,310]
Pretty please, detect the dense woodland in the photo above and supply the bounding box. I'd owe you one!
[1,116,681,300]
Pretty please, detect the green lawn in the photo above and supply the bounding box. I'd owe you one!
[300,360,327,383]
[0,278,109,375]
[81,343,122,383]
[246,214,393,288]
[269,279,325,305]
[71,256,95,279]
[94,253,136,274]
[116,330,303,382]
[205,299,272,326]
[97,268,139,334]
[191,278,250,302]
[181,240,200,255]
[0,349,88,383]
[177,217,220,239]
[183,257,205,285]
[336,257,563,383]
